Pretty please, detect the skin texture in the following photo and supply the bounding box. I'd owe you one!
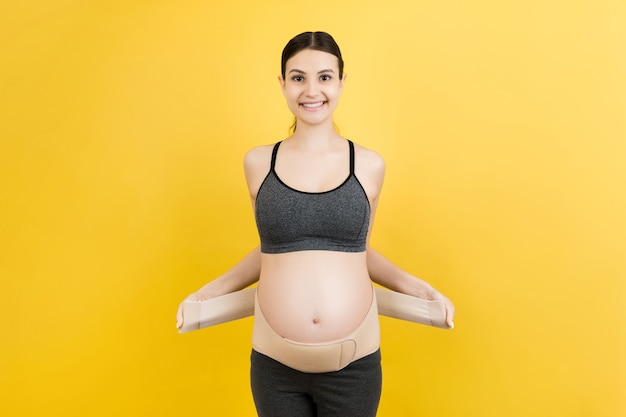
[176,49,455,336]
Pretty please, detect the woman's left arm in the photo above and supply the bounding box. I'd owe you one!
[356,143,455,327]
[367,247,455,327]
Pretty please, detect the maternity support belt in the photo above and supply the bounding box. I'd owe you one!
[178,286,451,334]
[251,290,380,373]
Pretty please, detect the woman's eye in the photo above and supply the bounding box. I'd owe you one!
[292,76,304,82]
[320,74,332,81]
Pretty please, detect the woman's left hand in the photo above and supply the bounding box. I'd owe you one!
[429,290,455,329]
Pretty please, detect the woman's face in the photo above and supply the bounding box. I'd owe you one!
[279,49,346,128]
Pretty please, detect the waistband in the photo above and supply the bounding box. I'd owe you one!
[251,287,380,373]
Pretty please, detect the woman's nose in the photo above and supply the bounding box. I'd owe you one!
[304,80,319,97]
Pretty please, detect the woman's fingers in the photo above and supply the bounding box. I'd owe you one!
[176,303,184,329]
[445,303,455,329]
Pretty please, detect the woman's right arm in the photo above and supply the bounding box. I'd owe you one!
[175,246,261,329]
[176,144,272,329]
[187,246,261,300]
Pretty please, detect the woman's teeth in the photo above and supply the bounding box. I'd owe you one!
[302,102,325,108]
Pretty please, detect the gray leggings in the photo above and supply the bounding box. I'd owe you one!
[250,349,382,417]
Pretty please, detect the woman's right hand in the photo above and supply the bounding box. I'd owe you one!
[176,292,208,330]
[176,285,219,329]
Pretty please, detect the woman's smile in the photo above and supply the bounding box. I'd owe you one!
[301,101,327,111]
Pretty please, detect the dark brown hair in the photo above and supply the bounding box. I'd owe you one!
[281,32,344,79]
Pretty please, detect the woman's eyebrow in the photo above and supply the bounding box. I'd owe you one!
[288,69,336,74]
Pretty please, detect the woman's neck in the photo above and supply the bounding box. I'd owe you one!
[289,119,342,147]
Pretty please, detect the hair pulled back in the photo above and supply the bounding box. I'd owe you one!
[281,32,344,79]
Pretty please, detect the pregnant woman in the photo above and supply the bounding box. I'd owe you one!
[176,31,455,417]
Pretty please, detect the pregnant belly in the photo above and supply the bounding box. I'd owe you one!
[257,251,373,343]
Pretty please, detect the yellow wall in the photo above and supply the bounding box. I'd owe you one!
[2,1,625,416]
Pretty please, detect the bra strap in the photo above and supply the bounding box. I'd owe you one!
[270,141,281,171]
[348,140,355,175]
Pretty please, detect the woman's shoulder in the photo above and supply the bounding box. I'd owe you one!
[244,143,276,168]
[243,142,277,188]
[349,140,385,198]
[351,140,385,174]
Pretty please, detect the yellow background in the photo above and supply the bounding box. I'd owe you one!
[2,1,625,416]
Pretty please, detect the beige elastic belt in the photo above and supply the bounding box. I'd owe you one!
[251,288,380,373]
[178,287,256,334]
[178,286,452,334]
[373,287,450,328]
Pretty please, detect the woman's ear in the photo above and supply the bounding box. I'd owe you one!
[278,75,286,96]
[338,73,347,96]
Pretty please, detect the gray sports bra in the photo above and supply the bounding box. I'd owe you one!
[255,140,370,254]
